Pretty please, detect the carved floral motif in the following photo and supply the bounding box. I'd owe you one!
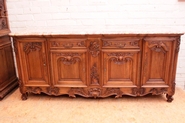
[90,63,99,85]
[63,43,73,48]
[23,42,42,54]
[47,87,59,95]
[102,88,123,98]
[103,40,112,46]
[56,53,82,65]
[107,52,134,65]
[148,41,168,53]
[89,41,100,57]
[77,41,85,47]
[102,40,139,48]
[27,87,42,94]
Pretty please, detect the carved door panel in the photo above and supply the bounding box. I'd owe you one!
[50,50,87,87]
[102,49,141,87]
[141,37,176,87]
[18,39,49,86]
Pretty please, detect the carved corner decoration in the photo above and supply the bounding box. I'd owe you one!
[23,42,42,54]
[89,40,100,57]
[57,53,82,65]
[148,41,168,53]
[102,88,123,98]
[149,88,167,95]
[90,63,99,85]
[132,88,145,96]
[107,52,134,65]
[47,87,59,96]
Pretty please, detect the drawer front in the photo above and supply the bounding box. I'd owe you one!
[102,37,141,49]
[49,38,86,49]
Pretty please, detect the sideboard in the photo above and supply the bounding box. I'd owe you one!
[11,34,183,102]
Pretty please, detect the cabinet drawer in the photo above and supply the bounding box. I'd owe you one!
[49,38,86,49]
[102,37,141,49]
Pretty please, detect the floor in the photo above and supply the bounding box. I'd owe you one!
[1,87,185,123]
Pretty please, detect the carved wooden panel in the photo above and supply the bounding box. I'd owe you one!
[102,37,140,49]
[19,40,49,86]
[102,49,140,87]
[49,38,86,49]
[50,50,87,87]
[141,37,177,87]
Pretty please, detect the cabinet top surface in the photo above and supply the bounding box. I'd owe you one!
[9,33,184,37]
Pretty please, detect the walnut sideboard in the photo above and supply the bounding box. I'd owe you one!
[12,34,183,102]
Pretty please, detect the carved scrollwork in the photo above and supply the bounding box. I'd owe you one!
[68,88,87,98]
[51,42,59,47]
[149,88,167,95]
[57,53,82,65]
[132,88,145,96]
[107,52,134,65]
[103,40,112,46]
[0,18,7,29]
[102,88,123,98]
[90,63,99,85]
[47,87,59,95]
[23,42,42,54]
[27,87,42,94]
[114,43,126,48]
[89,40,100,57]
[148,41,168,53]
[130,41,139,46]
[77,41,85,47]
[63,43,73,48]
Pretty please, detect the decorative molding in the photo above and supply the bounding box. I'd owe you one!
[51,41,59,47]
[148,41,168,53]
[143,52,148,77]
[89,40,100,57]
[57,53,82,65]
[107,52,134,65]
[23,42,42,54]
[130,41,139,46]
[47,87,59,95]
[88,88,101,98]
[103,40,139,48]
[90,63,99,85]
[13,39,18,54]
[132,88,145,96]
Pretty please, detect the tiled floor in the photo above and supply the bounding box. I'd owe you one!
[1,87,185,123]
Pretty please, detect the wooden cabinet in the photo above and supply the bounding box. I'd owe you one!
[0,0,18,100]
[12,34,182,102]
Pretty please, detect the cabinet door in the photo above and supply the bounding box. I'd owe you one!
[102,49,141,87]
[50,50,87,87]
[141,37,176,87]
[18,39,49,86]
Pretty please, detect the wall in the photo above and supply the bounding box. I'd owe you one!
[6,0,185,89]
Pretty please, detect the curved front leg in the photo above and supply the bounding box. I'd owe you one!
[166,94,173,102]
[21,93,28,100]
